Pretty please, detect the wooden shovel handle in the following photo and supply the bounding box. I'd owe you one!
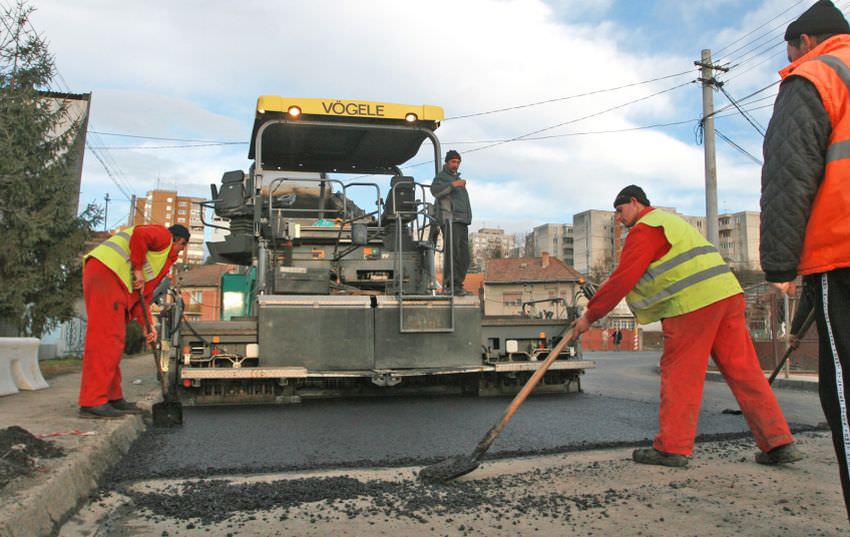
[472,326,576,459]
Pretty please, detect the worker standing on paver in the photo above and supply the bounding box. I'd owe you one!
[78,224,189,419]
[430,150,471,296]
[572,185,801,467]
[759,0,850,522]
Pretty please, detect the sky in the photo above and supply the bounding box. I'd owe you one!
[21,0,848,235]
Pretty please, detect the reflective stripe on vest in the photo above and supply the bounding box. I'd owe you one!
[816,55,850,165]
[780,36,850,274]
[84,226,171,292]
[625,210,742,324]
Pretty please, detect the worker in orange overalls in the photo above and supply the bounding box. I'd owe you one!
[572,186,800,468]
[78,224,189,419]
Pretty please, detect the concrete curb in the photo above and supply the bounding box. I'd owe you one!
[0,392,159,537]
[704,370,818,392]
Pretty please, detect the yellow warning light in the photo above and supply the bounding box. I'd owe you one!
[212,335,221,344]
[288,105,302,118]
[538,331,546,339]
[578,277,585,284]
[404,113,417,123]
[182,345,190,355]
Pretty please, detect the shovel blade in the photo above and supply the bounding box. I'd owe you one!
[419,455,480,484]
[152,401,183,427]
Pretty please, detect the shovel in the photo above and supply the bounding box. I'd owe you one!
[722,308,816,415]
[420,326,576,483]
[139,289,183,427]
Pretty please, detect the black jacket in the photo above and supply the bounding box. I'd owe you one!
[430,167,472,225]
[760,76,831,282]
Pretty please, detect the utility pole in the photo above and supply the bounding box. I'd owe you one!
[695,49,729,247]
[103,193,110,231]
[128,194,136,226]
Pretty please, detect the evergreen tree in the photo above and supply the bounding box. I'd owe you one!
[0,1,101,336]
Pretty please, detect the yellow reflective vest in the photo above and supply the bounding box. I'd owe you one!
[84,226,172,292]
[626,210,741,324]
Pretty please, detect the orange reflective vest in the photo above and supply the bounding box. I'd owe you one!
[780,35,850,275]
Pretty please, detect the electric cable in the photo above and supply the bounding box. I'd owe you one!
[444,70,695,120]
[713,0,806,59]
[717,85,766,136]
[89,130,246,144]
[715,129,763,165]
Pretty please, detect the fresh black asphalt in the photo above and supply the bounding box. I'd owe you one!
[109,352,825,482]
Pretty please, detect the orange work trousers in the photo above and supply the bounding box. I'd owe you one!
[654,293,794,456]
[78,258,131,407]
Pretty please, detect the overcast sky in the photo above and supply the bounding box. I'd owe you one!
[26,0,842,233]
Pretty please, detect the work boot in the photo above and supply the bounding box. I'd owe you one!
[454,288,470,296]
[755,443,803,465]
[79,403,124,420]
[632,447,689,468]
[109,399,144,415]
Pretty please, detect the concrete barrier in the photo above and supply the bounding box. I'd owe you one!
[0,338,49,396]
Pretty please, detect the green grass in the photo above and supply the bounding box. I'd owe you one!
[39,357,82,378]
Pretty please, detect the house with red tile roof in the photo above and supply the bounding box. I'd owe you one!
[483,252,585,317]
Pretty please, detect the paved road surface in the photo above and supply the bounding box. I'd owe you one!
[107,351,825,481]
[56,352,843,537]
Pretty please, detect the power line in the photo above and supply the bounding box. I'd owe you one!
[461,79,696,156]
[444,70,695,120]
[715,129,763,165]
[89,142,245,150]
[717,84,765,136]
[89,130,246,144]
[85,140,132,199]
[713,0,805,59]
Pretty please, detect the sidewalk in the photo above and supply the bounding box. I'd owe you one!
[0,354,160,537]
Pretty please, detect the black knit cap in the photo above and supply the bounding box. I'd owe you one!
[168,224,191,241]
[613,185,650,208]
[445,149,461,162]
[785,0,849,41]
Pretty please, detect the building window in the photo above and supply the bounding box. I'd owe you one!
[503,292,522,306]
[190,290,203,304]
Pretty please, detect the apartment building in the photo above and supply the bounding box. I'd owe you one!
[470,228,516,271]
[526,223,574,267]
[571,206,759,276]
[718,211,760,271]
[132,189,205,264]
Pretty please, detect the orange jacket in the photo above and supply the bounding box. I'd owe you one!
[780,35,850,275]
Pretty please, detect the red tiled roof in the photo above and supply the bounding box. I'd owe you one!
[176,264,235,287]
[463,273,484,294]
[484,256,584,283]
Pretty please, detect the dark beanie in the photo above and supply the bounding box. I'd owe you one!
[168,224,191,241]
[613,185,650,208]
[445,149,461,162]
[785,0,849,41]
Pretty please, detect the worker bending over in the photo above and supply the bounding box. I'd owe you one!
[572,185,801,467]
[78,224,189,419]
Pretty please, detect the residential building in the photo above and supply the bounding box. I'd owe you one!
[573,207,724,279]
[470,227,515,271]
[483,252,584,317]
[718,211,760,271]
[572,209,623,277]
[43,91,91,213]
[175,264,236,321]
[528,223,574,267]
[132,189,205,264]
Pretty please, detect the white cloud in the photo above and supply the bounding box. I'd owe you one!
[30,0,782,231]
